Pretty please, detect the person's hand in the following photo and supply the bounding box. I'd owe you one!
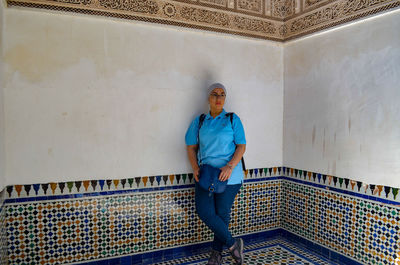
[193,166,200,182]
[219,165,233,181]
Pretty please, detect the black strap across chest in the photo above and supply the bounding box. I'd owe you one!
[198,112,233,129]
[197,112,246,171]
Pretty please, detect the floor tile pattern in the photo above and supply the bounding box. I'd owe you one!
[5,181,281,265]
[158,238,335,265]
[281,180,400,265]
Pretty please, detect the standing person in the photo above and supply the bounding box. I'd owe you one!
[185,83,246,265]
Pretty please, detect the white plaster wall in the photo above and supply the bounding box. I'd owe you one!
[283,10,400,187]
[2,8,283,186]
[0,0,6,191]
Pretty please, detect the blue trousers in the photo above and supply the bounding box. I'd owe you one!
[195,182,242,252]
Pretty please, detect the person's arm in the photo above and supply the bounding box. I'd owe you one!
[219,144,246,181]
[186,145,200,182]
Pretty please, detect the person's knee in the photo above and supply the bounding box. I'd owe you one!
[216,208,231,223]
[196,205,216,222]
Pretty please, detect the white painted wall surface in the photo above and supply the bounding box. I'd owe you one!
[283,10,400,187]
[2,8,283,186]
[0,0,6,191]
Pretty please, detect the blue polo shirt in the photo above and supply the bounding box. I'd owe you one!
[185,109,246,185]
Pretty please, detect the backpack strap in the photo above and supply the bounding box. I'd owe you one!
[225,112,246,172]
[197,114,206,165]
[225,112,234,124]
[197,112,246,172]
[199,114,206,130]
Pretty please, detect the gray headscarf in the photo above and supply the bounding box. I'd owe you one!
[207,83,226,96]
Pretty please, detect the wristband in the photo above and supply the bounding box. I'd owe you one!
[227,163,233,169]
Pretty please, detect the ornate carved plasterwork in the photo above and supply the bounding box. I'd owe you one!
[233,16,276,33]
[163,3,176,16]
[53,0,91,5]
[285,0,400,39]
[5,0,400,41]
[237,0,263,13]
[272,0,295,17]
[279,24,288,36]
[304,0,330,9]
[98,0,158,13]
[199,0,227,7]
[180,6,230,26]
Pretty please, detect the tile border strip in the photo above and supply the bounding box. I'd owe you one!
[284,167,400,206]
[3,176,283,204]
[2,167,283,200]
[3,166,400,205]
[281,176,400,206]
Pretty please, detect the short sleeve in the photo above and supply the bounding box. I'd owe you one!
[185,116,200,145]
[232,114,246,145]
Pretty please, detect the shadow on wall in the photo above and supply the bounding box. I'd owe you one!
[198,69,216,112]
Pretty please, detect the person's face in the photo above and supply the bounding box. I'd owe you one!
[208,88,226,111]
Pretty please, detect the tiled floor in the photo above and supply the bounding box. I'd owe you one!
[159,238,337,265]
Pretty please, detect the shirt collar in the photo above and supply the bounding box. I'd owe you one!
[206,109,226,120]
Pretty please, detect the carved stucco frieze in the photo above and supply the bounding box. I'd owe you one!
[98,0,159,13]
[163,3,176,16]
[237,0,263,13]
[303,0,330,10]
[180,6,230,26]
[233,16,277,33]
[272,0,295,17]
[199,0,227,7]
[6,0,400,41]
[177,4,282,38]
[285,0,399,39]
[52,0,92,5]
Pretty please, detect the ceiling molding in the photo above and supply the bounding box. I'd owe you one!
[6,0,400,41]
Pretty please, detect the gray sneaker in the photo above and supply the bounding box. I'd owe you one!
[207,249,223,265]
[229,238,244,265]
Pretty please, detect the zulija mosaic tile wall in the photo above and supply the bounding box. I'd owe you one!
[0,189,8,265]
[281,170,400,265]
[1,167,399,265]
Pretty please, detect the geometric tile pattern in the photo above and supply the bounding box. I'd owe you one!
[281,180,400,265]
[231,181,282,234]
[0,189,7,265]
[158,238,335,264]
[5,181,281,265]
[6,0,400,41]
[237,245,320,264]
[6,190,201,264]
[2,167,400,265]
